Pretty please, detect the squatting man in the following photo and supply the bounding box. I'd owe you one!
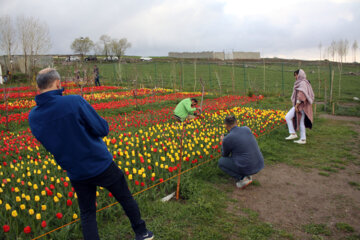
[219,115,264,188]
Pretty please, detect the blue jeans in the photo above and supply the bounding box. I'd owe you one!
[70,162,147,240]
[94,76,101,86]
[218,157,245,181]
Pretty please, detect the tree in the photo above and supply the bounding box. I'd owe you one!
[0,15,17,71]
[329,40,336,62]
[343,39,349,63]
[110,38,131,61]
[352,40,358,62]
[99,35,111,57]
[70,37,94,59]
[17,16,51,75]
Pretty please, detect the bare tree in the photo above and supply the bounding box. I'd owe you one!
[99,35,111,58]
[329,40,336,62]
[343,39,349,63]
[0,15,17,71]
[17,16,51,76]
[336,39,346,98]
[110,38,131,61]
[352,40,358,62]
[70,37,94,60]
[93,42,103,56]
[318,42,322,61]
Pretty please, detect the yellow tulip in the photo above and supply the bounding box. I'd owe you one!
[41,205,47,211]
[73,213,78,219]
[5,203,11,210]
[11,210,18,217]
[20,204,26,210]
[29,209,34,215]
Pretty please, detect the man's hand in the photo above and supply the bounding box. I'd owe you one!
[220,134,224,142]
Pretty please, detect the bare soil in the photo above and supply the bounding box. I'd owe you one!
[227,117,360,240]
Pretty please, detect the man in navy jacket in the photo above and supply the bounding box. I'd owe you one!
[219,115,264,189]
[29,68,153,240]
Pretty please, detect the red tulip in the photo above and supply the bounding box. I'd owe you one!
[64,182,69,187]
[66,199,73,206]
[3,225,10,233]
[23,226,31,234]
[108,192,113,197]
[141,182,145,187]
[135,180,139,185]
[68,192,74,198]
[41,221,47,228]
[56,213,63,219]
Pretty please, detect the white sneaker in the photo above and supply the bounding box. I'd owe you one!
[294,139,306,144]
[236,176,253,189]
[285,134,298,140]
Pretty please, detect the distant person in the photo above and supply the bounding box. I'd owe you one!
[173,98,199,122]
[0,65,3,84]
[3,70,8,83]
[94,65,100,86]
[29,68,153,240]
[285,69,315,144]
[219,115,264,189]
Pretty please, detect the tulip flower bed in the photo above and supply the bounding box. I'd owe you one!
[0,94,286,239]
[0,86,123,100]
[0,88,173,111]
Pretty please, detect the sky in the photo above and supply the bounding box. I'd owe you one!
[0,0,360,61]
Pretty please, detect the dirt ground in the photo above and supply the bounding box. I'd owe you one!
[227,116,360,239]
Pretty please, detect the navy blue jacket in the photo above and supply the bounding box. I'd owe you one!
[222,126,264,176]
[29,89,113,181]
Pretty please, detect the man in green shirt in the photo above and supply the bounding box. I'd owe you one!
[174,98,199,122]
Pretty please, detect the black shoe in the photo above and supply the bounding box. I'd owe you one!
[135,230,154,240]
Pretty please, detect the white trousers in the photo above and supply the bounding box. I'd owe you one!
[285,107,306,140]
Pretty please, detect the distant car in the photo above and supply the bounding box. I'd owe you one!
[85,56,98,62]
[104,56,119,61]
[140,57,152,61]
[65,56,80,62]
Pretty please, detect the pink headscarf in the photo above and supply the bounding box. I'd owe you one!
[291,69,315,105]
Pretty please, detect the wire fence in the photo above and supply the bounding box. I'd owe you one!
[57,60,360,103]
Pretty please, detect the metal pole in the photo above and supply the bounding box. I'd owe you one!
[282,63,284,96]
[176,124,186,200]
[208,63,211,91]
[243,64,246,94]
[181,62,184,90]
[154,63,157,88]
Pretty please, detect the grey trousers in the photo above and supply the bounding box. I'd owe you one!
[218,157,245,181]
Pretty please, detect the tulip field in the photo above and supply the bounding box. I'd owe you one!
[0,83,287,239]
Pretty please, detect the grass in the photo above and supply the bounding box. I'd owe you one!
[335,222,355,233]
[302,223,332,236]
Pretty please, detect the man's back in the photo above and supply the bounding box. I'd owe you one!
[174,98,196,121]
[222,126,264,175]
[29,89,112,181]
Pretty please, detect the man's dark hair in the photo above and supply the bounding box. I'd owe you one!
[224,115,237,126]
[191,98,198,103]
[36,68,61,90]
[294,70,300,76]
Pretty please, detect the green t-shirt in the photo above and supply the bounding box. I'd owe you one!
[173,98,196,121]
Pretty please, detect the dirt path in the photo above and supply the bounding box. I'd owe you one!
[228,164,360,239]
[227,116,360,239]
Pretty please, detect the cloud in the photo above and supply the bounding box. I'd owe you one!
[0,0,359,60]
